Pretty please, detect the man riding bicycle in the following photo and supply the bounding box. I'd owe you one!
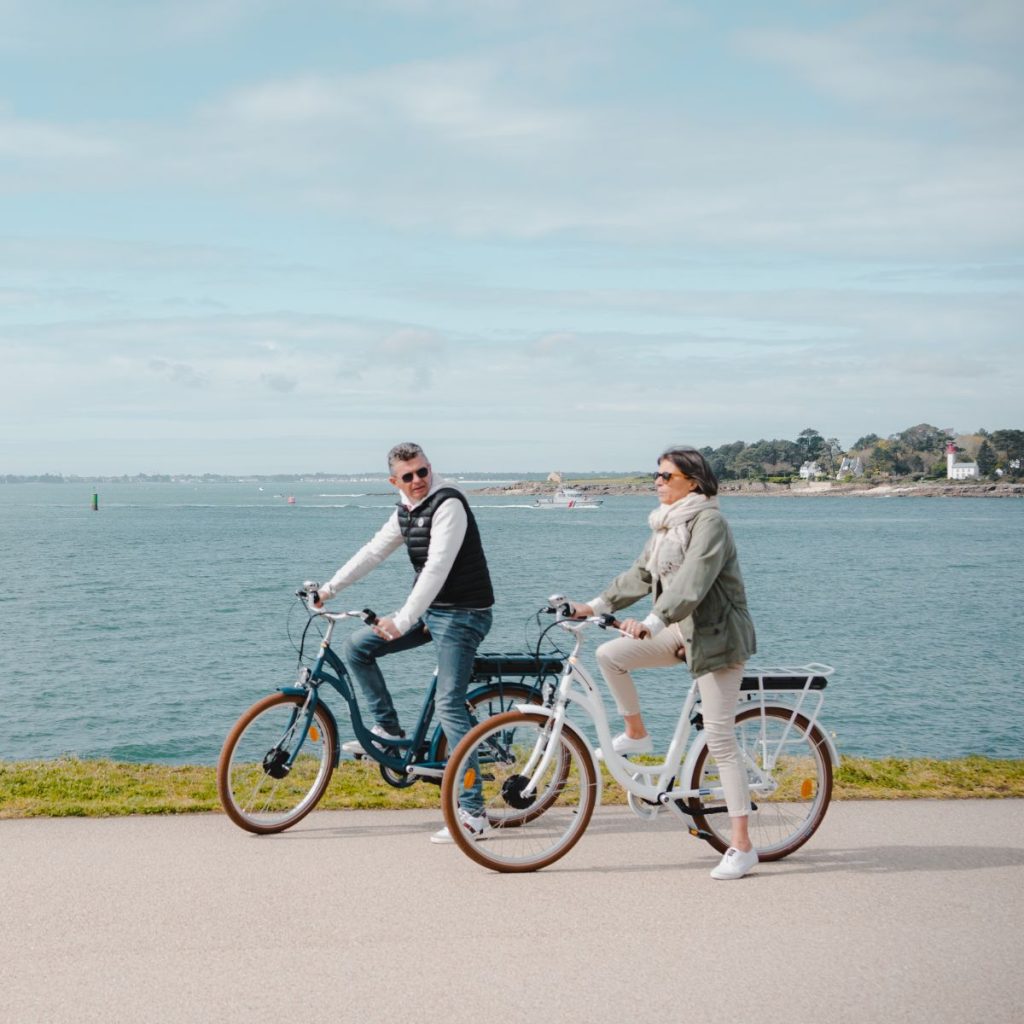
[314,442,495,843]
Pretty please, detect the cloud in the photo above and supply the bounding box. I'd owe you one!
[738,19,1021,127]
[378,327,444,356]
[2,6,1021,258]
[0,0,273,54]
[149,358,206,388]
[259,372,298,393]
[0,1,1020,473]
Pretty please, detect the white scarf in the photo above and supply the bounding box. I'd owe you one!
[645,492,719,582]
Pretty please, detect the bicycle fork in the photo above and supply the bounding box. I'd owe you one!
[519,707,568,800]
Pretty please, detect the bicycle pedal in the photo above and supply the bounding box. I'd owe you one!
[688,827,714,841]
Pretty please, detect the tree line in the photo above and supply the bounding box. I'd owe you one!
[697,425,1024,482]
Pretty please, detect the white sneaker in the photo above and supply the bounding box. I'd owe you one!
[595,732,654,760]
[710,846,758,880]
[341,724,404,756]
[430,808,491,844]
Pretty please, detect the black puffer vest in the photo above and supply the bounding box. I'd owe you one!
[396,487,495,609]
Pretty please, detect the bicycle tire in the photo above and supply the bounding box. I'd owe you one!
[218,692,336,834]
[688,704,833,860]
[440,710,598,873]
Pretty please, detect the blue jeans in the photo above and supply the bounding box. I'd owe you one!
[341,607,493,815]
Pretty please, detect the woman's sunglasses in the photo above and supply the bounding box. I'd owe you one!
[399,466,430,483]
[652,471,683,482]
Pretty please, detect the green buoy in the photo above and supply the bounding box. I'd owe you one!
[91,490,99,511]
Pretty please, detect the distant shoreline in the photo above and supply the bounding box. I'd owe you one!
[3,475,1021,499]
[471,480,1024,499]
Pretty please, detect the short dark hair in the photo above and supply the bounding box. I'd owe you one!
[387,442,426,471]
[658,445,718,496]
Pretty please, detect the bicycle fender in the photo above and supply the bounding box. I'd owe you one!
[820,729,840,767]
[680,712,841,779]
[275,688,343,767]
[511,704,603,810]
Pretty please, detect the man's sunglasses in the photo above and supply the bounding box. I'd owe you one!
[652,471,684,482]
[399,466,430,483]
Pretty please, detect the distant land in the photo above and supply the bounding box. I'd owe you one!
[0,471,583,485]
[4,423,1022,491]
[475,479,1024,499]
[3,472,1022,498]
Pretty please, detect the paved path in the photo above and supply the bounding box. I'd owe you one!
[3,800,1023,1024]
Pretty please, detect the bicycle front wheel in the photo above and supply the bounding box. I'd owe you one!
[440,710,598,873]
[688,704,833,860]
[218,692,336,834]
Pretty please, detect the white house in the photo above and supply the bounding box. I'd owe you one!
[836,455,864,478]
[946,441,979,480]
[798,460,823,479]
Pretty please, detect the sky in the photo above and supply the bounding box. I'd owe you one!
[2,0,1022,475]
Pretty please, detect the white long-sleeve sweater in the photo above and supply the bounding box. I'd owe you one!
[319,480,469,635]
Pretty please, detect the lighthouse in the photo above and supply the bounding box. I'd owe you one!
[946,441,980,480]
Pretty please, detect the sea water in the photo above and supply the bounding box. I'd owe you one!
[1,482,1021,763]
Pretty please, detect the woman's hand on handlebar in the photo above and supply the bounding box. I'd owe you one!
[568,601,593,620]
[618,617,651,640]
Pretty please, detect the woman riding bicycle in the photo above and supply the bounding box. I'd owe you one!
[567,445,759,880]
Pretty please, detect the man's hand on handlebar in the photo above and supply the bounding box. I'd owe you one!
[372,616,402,642]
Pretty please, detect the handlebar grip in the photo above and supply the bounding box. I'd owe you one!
[543,600,574,617]
[362,608,378,625]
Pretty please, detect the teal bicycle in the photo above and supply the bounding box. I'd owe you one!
[217,585,562,834]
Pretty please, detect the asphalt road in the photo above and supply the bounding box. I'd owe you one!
[2,800,1023,1024]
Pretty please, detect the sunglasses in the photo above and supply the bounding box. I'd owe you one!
[652,471,683,482]
[399,466,430,484]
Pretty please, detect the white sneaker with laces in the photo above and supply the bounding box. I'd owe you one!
[594,732,654,760]
[710,846,758,880]
[430,808,491,844]
[341,724,404,756]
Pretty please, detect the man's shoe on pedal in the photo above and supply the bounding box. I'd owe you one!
[431,808,490,844]
[341,724,405,756]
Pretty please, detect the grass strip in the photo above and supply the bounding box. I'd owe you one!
[2,755,1023,818]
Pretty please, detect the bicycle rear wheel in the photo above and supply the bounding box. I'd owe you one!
[218,692,336,834]
[688,704,832,860]
[440,710,598,873]
[433,682,542,761]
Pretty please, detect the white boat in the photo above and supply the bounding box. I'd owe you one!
[533,487,603,509]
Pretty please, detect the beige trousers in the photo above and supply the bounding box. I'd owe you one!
[595,627,751,817]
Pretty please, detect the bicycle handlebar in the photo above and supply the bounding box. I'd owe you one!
[296,583,377,625]
[542,596,628,636]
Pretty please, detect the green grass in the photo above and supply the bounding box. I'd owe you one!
[832,756,1024,799]
[1,755,1022,818]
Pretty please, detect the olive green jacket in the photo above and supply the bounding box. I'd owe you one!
[597,507,756,677]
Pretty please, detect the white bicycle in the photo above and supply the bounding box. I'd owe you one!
[440,598,838,872]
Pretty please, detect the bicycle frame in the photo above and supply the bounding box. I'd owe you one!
[516,617,837,830]
[279,609,556,778]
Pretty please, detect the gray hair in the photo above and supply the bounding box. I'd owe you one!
[387,442,426,470]
[658,445,719,496]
